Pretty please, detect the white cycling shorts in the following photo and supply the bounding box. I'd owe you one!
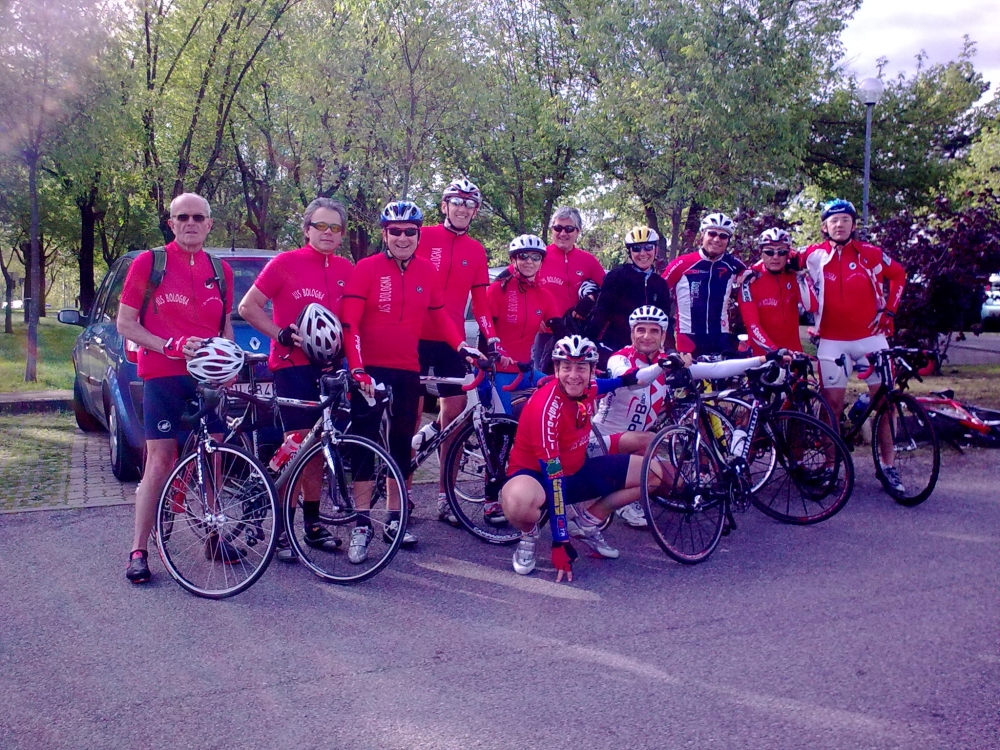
[816,334,888,389]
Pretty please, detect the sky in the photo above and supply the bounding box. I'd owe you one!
[839,0,1000,104]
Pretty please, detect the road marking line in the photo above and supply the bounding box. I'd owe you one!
[414,556,601,601]
[386,569,511,604]
[925,531,999,544]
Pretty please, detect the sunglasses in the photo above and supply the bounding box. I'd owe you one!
[705,230,731,240]
[309,221,343,233]
[173,213,207,223]
[552,224,579,234]
[515,252,544,262]
[446,197,479,209]
[762,249,790,257]
[629,242,657,253]
[386,227,419,237]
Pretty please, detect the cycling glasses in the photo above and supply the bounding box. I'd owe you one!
[761,249,789,257]
[446,197,479,209]
[551,224,579,234]
[309,221,343,233]
[629,242,657,253]
[173,213,207,223]
[705,230,731,240]
[514,252,544,262]
[386,227,419,237]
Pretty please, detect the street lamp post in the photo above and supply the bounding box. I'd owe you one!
[858,77,884,236]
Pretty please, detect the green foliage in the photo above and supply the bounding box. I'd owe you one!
[0,317,78,392]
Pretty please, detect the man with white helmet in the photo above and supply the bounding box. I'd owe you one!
[116,192,236,584]
[662,212,747,357]
[415,178,505,525]
[738,227,817,356]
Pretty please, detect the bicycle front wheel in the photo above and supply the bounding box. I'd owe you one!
[284,435,409,583]
[156,444,278,599]
[641,425,726,564]
[871,393,940,506]
[443,415,521,544]
[751,412,854,525]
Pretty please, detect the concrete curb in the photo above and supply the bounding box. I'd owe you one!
[0,390,73,415]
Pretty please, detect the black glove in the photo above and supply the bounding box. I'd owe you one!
[620,368,639,388]
[765,348,790,362]
[658,353,684,370]
[276,325,296,347]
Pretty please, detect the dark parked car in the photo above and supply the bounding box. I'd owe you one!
[58,247,277,480]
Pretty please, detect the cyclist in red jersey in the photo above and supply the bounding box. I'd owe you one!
[414,178,505,525]
[737,228,816,356]
[239,197,354,560]
[501,336,667,582]
[116,193,236,584]
[800,199,906,492]
[340,200,483,562]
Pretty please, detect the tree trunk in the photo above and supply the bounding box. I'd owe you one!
[25,152,40,382]
[77,184,99,315]
[682,198,703,252]
[644,203,665,270]
[669,201,684,261]
[0,248,14,334]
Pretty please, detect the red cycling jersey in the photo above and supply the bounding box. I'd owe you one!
[487,268,560,370]
[252,245,354,371]
[341,252,463,372]
[120,242,234,380]
[537,245,606,315]
[737,264,816,355]
[594,346,670,434]
[416,224,495,342]
[799,239,905,341]
[508,378,600,477]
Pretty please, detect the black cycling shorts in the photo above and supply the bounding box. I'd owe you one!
[143,375,222,441]
[273,364,324,432]
[510,454,631,504]
[418,339,466,398]
[349,366,421,480]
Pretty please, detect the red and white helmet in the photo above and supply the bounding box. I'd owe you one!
[187,338,245,384]
[442,178,482,207]
[757,227,792,247]
[699,212,735,236]
[296,303,343,367]
[629,305,669,330]
[552,335,599,364]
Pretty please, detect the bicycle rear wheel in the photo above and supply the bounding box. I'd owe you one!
[443,416,521,544]
[641,425,726,564]
[156,444,278,599]
[751,412,854,525]
[789,386,836,427]
[284,436,408,583]
[871,393,940,506]
[706,398,777,493]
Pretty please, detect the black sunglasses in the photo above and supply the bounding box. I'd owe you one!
[386,227,419,237]
[173,213,207,223]
[552,224,579,234]
[514,252,544,262]
[762,249,790,257]
[629,242,657,253]
[705,230,730,239]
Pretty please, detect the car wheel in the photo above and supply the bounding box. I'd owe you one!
[72,379,103,433]
[108,398,142,481]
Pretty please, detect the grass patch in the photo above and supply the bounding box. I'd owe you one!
[0,412,75,511]
[907,364,1000,409]
[0,317,78,393]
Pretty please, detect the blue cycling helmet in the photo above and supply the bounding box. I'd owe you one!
[380,200,424,226]
[820,199,858,222]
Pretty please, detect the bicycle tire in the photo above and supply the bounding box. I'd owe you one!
[156,443,278,599]
[789,386,837,427]
[692,398,778,494]
[871,392,940,506]
[640,424,727,564]
[751,411,855,525]
[443,415,521,544]
[284,435,409,583]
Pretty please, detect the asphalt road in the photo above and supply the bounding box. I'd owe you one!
[2,450,999,750]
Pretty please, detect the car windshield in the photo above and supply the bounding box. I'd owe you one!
[226,256,270,319]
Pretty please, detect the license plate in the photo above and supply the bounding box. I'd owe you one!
[231,381,274,398]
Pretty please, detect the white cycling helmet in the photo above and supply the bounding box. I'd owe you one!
[699,212,735,236]
[629,305,669,330]
[508,234,546,258]
[296,303,343,367]
[442,178,482,206]
[757,227,792,246]
[552,334,599,364]
[187,338,245,385]
[578,279,600,300]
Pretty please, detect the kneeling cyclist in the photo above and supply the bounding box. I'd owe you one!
[500,335,668,582]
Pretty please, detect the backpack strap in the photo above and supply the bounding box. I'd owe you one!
[207,254,227,335]
[138,247,166,326]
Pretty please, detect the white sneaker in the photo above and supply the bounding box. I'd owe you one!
[383,519,417,548]
[512,527,539,575]
[437,494,459,526]
[616,501,648,528]
[567,515,619,559]
[348,526,372,565]
[484,501,506,525]
[882,465,906,495]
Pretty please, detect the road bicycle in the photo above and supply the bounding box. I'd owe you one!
[156,369,408,597]
[639,359,854,565]
[836,347,940,506]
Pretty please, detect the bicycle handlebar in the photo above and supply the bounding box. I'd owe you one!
[501,362,535,392]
